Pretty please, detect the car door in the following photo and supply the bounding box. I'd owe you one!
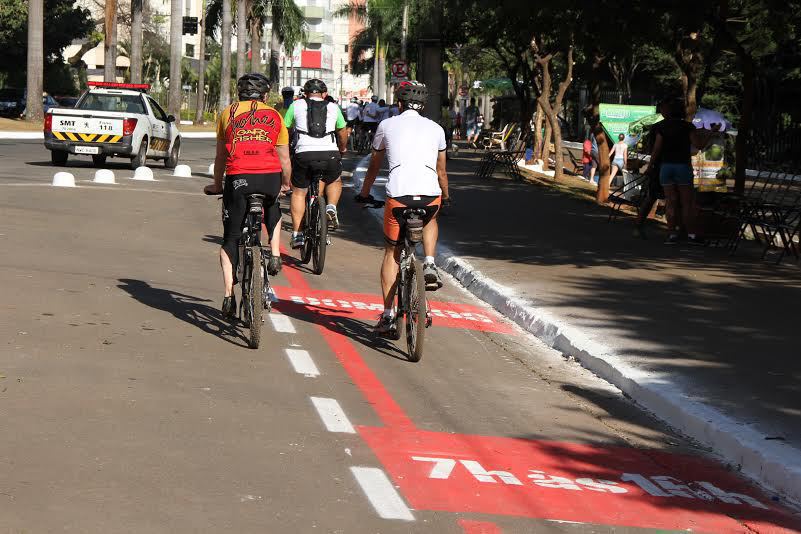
[145,97,170,156]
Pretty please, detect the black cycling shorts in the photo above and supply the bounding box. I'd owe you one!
[221,173,282,265]
[346,118,359,128]
[291,151,342,189]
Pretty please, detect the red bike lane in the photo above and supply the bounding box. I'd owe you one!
[277,254,801,533]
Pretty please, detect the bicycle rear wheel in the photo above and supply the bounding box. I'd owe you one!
[246,245,264,349]
[403,256,427,362]
[300,202,313,265]
[312,195,327,275]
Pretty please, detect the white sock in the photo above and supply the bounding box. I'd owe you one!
[425,256,435,265]
[327,204,336,211]
[382,308,394,319]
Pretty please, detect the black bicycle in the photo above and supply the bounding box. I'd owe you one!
[208,191,272,349]
[299,170,328,275]
[395,208,433,362]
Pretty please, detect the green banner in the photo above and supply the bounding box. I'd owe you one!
[600,103,656,140]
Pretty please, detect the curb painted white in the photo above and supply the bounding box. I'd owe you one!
[352,153,801,505]
[0,132,44,139]
[180,132,217,139]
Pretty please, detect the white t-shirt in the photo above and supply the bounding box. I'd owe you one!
[362,102,380,123]
[372,109,446,198]
[345,102,361,121]
[285,97,346,154]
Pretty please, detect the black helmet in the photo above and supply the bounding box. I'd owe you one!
[237,73,271,100]
[303,78,327,94]
[281,86,295,96]
[396,81,428,110]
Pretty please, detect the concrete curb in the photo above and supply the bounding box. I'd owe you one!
[351,153,801,506]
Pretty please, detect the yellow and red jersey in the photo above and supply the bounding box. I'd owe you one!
[216,100,289,175]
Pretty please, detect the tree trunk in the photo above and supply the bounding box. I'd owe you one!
[130,0,144,83]
[195,0,207,123]
[26,0,44,123]
[220,0,232,110]
[531,103,544,162]
[542,118,552,169]
[250,17,261,73]
[594,124,611,203]
[104,0,118,81]
[236,0,248,81]
[168,0,183,118]
[734,59,754,195]
[269,14,281,86]
[377,45,387,101]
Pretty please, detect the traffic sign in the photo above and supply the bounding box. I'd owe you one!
[391,60,409,78]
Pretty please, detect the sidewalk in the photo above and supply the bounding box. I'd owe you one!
[354,146,801,505]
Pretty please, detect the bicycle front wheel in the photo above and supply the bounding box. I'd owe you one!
[404,256,427,362]
[247,245,264,349]
[312,195,327,275]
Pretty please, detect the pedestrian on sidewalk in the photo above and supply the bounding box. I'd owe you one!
[582,134,598,182]
[608,133,628,185]
[464,98,481,148]
[644,97,715,245]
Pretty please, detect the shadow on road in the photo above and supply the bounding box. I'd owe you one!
[117,278,248,348]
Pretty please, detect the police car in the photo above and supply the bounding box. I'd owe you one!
[44,82,181,169]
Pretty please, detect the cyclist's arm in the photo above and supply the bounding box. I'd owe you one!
[211,137,227,192]
[276,144,291,188]
[334,107,348,152]
[360,149,385,197]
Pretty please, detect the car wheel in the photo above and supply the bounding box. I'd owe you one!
[92,154,107,167]
[131,137,148,170]
[164,138,180,169]
[51,150,68,166]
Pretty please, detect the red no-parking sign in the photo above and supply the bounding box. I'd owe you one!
[391,60,409,79]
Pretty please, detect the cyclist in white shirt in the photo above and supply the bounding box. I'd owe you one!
[356,81,450,338]
[284,79,348,249]
[362,95,381,137]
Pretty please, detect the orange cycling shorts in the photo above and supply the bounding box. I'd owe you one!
[383,195,441,246]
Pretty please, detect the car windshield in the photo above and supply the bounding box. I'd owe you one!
[77,93,145,114]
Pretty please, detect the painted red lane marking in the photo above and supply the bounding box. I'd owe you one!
[269,285,514,334]
[358,426,801,533]
[280,255,415,430]
[278,253,801,532]
[458,519,502,534]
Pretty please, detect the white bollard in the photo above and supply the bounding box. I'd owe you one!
[173,164,192,177]
[93,169,116,184]
[52,172,76,187]
[207,163,214,175]
[132,166,155,181]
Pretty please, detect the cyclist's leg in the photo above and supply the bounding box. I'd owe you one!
[319,151,343,226]
[290,153,312,235]
[380,197,406,309]
[221,176,248,298]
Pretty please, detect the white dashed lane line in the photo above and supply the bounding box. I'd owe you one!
[269,314,296,333]
[350,467,415,521]
[310,397,356,434]
[285,348,320,377]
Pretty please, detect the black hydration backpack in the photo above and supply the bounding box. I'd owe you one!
[302,98,332,139]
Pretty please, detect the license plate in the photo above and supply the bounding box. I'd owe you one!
[75,146,99,155]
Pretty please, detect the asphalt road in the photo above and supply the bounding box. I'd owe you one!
[0,138,799,533]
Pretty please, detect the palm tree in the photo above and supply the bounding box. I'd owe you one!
[220,0,233,110]
[333,0,404,100]
[236,0,248,80]
[130,0,144,83]
[208,0,305,86]
[104,0,119,81]
[26,0,44,123]
[168,0,183,118]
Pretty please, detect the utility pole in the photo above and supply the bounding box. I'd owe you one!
[219,0,232,111]
[168,0,183,118]
[400,2,409,61]
[104,0,118,82]
[195,0,207,123]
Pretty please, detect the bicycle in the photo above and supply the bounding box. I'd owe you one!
[207,191,272,349]
[299,168,328,275]
[393,208,433,362]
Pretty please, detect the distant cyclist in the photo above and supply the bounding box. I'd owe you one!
[284,79,348,249]
[356,81,450,337]
[345,97,361,142]
[204,73,292,317]
[362,95,381,139]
